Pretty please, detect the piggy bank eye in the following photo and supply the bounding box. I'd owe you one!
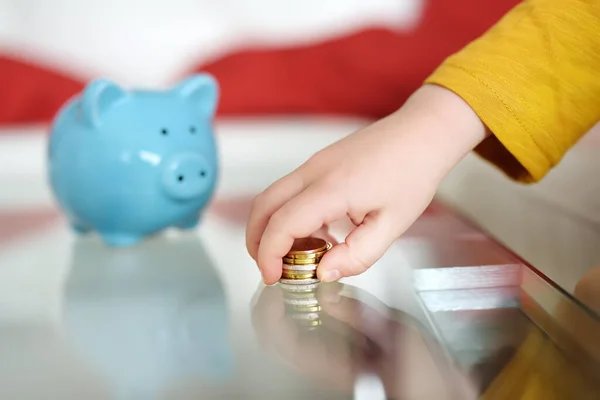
[189,126,196,134]
[161,128,168,136]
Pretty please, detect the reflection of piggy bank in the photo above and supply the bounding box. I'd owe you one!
[63,234,233,400]
[48,74,219,247]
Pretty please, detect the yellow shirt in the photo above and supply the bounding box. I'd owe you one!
[425,0,600,183]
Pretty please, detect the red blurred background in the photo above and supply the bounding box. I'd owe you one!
[0,0,520,126]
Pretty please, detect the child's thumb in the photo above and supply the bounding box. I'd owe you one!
[317,215,394,282]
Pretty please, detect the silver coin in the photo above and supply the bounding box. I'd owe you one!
[282,263,318,271]
[282,292,317,301]
[278,282,320,292]
[292,312,321,321]
[283,296,320,306]
[279,278,320,285]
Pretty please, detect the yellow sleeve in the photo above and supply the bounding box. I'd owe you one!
[425,0,600,183]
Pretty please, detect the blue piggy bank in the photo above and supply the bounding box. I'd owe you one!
[48,74,220,247]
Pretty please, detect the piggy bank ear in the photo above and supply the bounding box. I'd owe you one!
[172,74,219,118]
[81,79,128,127]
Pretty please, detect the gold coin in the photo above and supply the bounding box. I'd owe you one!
[284,303,321,313]
[291,305,322,313]
[286,250,328,261]
[286,243,332,260]
[302,320,322,327]
[282,256,321,265]
[281,271,317,280]
[286,237,329,257]
[282,266,315,272]
[293,319,322,328]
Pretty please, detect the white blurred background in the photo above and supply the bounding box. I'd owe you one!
[0,0,423,85]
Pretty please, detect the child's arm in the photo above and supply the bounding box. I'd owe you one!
[246,0,600,284]
[426,0,600,182]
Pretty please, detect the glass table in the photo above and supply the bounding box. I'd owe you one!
[0,120,598,399]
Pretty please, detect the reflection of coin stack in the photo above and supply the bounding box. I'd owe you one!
[278,237,331,329]
[279,282,322,329]
[279,237,331,285]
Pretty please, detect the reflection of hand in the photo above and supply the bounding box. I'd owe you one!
[251,282,477,399]
[481,269,600,400]
[559,266,600,359]
[574,266,600,313]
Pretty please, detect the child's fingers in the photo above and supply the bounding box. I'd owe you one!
[257,184,345,284]
[317,213,393,281]
[245,171,306,260]
[312,224,339,247]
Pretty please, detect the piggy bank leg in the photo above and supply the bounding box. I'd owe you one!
[176,213,202,230]
[71,221,91,235]
[100,233,143,247]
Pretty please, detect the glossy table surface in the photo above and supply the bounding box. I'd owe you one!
[1,119,599,399]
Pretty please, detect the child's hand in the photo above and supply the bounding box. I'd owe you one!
[246,84,488,284]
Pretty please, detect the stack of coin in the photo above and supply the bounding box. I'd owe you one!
[279,237,332,285]
[279,281,322,329]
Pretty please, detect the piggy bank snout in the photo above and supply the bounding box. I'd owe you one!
[162,153,213,201]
